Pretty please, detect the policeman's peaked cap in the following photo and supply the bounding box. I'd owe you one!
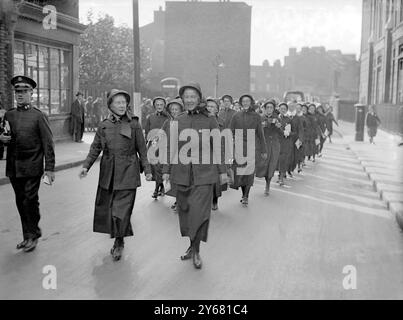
[11,75,37,90]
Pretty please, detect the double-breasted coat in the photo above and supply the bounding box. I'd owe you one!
[4,105,55,240]
[255,113,281,179]
[144,111,170,184]
[288,114,304,172]
[162,107,227,242]
[229,107,267,189]
[83,113,151,238]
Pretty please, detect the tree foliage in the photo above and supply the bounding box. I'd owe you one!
[79,12,151,90]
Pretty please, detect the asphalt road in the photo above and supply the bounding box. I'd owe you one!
[1,136,403,299]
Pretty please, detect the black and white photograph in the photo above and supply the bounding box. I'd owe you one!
[0,0,403,305]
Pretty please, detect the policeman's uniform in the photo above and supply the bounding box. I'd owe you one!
[3,76,55,251]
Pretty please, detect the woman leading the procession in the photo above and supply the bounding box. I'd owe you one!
[145,97,170,199]
[255,100,282,196]
[229,94,267,206]
[162,83,229,269]
[79,89,152,261]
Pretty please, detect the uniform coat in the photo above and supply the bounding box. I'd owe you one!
[304,114,320,157]
[4,105,55,240]
[71,99,85,141]
[162,107,226,242]
[211,115,228,198]
[83,113,151,238]
[277,113,293,174]
[296,114,308,164]
[144,111,170,183]
[288,114,304,172]
[316,113,327,153]
[218,107,236,129]
[255,114,281,179]
[229,107,267,189]
[365,112,381,138]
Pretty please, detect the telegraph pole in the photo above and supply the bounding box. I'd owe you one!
[132,0,141,118]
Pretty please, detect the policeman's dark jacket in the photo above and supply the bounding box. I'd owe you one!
[162,105,227,186]
[144,110,170,139]
[218,107,236,129]
[4,106,55,178]
[83,112,151,190]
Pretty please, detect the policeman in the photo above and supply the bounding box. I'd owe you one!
[0,75,55,252]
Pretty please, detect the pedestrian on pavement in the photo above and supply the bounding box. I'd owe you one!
[206,97,228,211]
[229,94,267,206]
[256,100,281,195]
[277,102,292,186]
[218,94,236,128]
[316,105,328,156]
[71,92,85,142]
[163,98,185,212]
[92,97,103,127]
[0,75,55,253]
[145,96,170,199]
[162,82,229,269]
[324,105,338,143]
[85,96,94,132]
[79,89,152,261]
[365,105,381,144]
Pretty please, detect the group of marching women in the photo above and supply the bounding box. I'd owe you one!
[80,82,337,269]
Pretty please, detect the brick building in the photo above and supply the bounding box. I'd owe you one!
[140,0,251,98]
[283,46,360,102]
[0,0,85,140]
[250,59,285,100]
[359,0,403,106]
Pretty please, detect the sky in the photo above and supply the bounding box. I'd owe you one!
[79,0,363,65]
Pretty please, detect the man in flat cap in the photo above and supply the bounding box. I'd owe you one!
[71,91,85,142]
[0,75,55,252]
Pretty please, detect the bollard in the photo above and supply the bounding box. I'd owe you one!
[354,104,366,141]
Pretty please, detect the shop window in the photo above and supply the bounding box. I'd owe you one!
[13,40,71,115]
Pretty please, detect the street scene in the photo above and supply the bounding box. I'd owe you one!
[0,0,403,301]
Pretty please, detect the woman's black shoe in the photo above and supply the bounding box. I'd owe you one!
[16,240,28,250]
[192,251,202,269]
[23,238,38,252]
[152,191,158,199]
[180,246,193,260]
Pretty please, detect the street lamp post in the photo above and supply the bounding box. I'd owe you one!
[213,55,225,98]
[132,0,141,118]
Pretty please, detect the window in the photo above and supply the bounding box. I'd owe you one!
[398,59,403,103]
[13,40,71,115]
[251,71,256,79]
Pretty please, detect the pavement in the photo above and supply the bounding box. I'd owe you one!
[0,128,403,299]
[334,121,403,231]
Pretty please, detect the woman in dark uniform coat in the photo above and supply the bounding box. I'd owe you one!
[162,83,228,269]
[316,105,328,157]
[206,97,228,211]
[295,103,308,172]
[365,105,381,144]
[287,102,304,176]
[277,102,292,186]
[79,89,152,261]
[255,101,282,195]
[229,94,267,206]
[145,97,170,199]
[305,104,321,162]
[324,105,338,143]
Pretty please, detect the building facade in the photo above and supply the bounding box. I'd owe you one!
[250,60,285,100]
[359,0,403,106]
[283,46,360,102]
[0,0,85,140]
[140,0,251,98]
